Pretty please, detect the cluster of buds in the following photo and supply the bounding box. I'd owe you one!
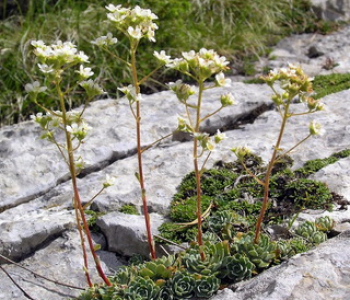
[262,64,325,137]
[261,64,324,111]
[194,130,226,152]
[105,4,158,42]
[157,48,229,81]
[167,80,196,104]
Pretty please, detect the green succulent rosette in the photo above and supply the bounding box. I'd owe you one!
[182,241,230,275]
[170,271,196,299]
[195,274,221,298]
[315,216,335,232]
[220,253,255,282]
[124,276,161,300]
[233,232,277,269]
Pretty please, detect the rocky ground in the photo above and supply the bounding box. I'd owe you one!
[1,2,350,300]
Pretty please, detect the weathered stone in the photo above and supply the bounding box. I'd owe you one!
[258,25,350,77]
[0,82,273,213]
[0,230,124,300]
[210,230,350,300]
[97,212,166,257]
[311,0,350,21]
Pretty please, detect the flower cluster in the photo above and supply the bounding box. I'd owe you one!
[158,48,230,81]
[262,63,324,112]
[105,4,158,42]
[31,111,92,143]
[31,40,89,72]
[194,130,226,152]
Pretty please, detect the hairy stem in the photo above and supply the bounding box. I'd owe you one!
[130,47,157,260]
[254,101,291,244]
[194,81,205,260]
[57,82,111,286]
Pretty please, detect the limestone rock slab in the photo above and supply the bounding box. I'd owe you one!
[213,230,350,300]
[97,212,166,257]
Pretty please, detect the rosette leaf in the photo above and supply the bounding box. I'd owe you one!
[195,274,220,298]
[111,265,138,285]
[295,221,327,244]
[233,232,277,269]
[311,231,327,244]
[276,240,294,261]
[124,276,161,300]
[209,210,233,232]
[315,216,335,232]
[220,253,255,282]
[290,237,312,254]
[171,271,196,299]
[182,241,230,275]
[295,221,317,239]
[158,285,174,300]
[139,261,177,280]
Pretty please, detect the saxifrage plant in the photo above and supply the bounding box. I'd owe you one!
[21,2,336,300]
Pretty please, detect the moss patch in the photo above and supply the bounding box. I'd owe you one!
[313,73,350,99]
[159,150,350,244]
[119,204,139,215]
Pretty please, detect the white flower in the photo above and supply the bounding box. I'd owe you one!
[214,130,227,144]
[309,121,325,136]
[199,48,216,59]
[76,51,89,63]
[103,174,116,188]
[105,4,123,12]
[25,81,47,94]
[166,58,189,71]
[66,121,92,141]
[91,32,118,46]
[80,80,104,97]
[76,65,94,79]
[127,26,142,40]
[153,50,171,64]
[215,72,231,87]
[30,112,43,122]
[118,85,132,95]
[38,63,54,74]
[107,12,127,23]
[220,92,236,107]
[31,40,46,48]
[182,50,196,61]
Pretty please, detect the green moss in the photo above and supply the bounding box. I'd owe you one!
[296,149,350,177]
[243,78,265,84]
[170,195,212,223]
[119,204,139,215]
[157,222,198,244]
[313,73,350,99]
[280,179,334,210]
[159,149,348,244]
[84,210,105,232]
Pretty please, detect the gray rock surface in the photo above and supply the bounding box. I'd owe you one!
[311,0,350,21]
[1,24,350,300]
[210,230,350,300]
[256,25,350,77]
